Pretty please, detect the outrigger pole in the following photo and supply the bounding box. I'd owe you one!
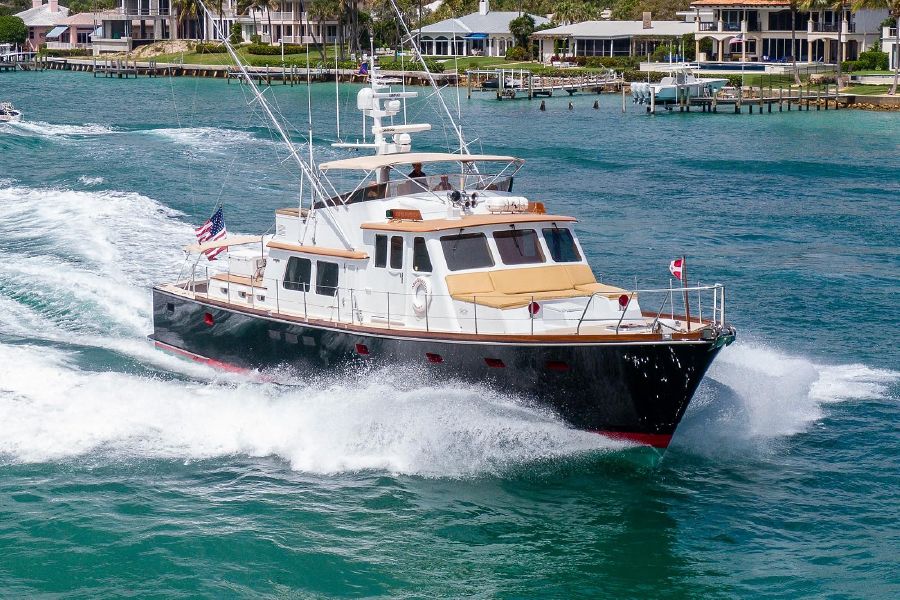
[194,0,353,249]
[681,256,692,332]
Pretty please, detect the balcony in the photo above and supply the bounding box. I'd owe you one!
[698,22,718,32]
[45,41,91,50]
[810,22,840,33]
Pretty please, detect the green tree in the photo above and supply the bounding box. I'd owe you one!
[67,0,116,15]
[509,13,535,49]
[553,0,596,25]
[801,0,849,85]
[229,21,242,44]
[0,15,26,45]
[172,0,203,39]
[853,0,900,94]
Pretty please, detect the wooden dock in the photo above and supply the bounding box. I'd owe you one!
[636,84,843,114]
[467,69,623,100]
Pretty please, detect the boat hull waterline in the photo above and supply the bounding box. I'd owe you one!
[151,289,735,449]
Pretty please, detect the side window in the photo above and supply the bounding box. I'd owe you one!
[413,237,432,272]
[316,261,339,296]
[440,233,494,271]
[542,228,582,263]
[493,229,544,265]
[390,235,403,270]
[374,234,387,268]
[283,256,311,291]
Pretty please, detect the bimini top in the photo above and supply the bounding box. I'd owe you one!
[318,152,522,172]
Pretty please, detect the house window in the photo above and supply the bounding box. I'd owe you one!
[390,235,403,269]
[283,256,311,291]
[316,261,339,296]
[542,228,581,263]
[493,229,544,265]
[413,237,432,272]
[374,234,388,268]
[440,233,493,271]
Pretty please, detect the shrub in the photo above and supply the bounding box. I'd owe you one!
[585,56,640,70]
[856,49,888,71]
[250,33,261,45]
[229,22,242,45]
[841,60,860,73]
[194,42,226,54]
[41,48,91,57]
[379,57,444,73]
[622,70,665,83]
[247,43,306,55]
[505,46,530,61]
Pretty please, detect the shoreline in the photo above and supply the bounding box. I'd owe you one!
[9,57,900,111]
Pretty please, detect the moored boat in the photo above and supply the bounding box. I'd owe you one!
[151,7,735,449]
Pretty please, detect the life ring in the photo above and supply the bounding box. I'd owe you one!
[411,276,432,318]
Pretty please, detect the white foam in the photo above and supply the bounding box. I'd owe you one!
[77,176,105,186]
[5,120,117,138]
[145,127,261,153]
[0,183,190,336]
[677,341,899,453]
[0,344,622,475]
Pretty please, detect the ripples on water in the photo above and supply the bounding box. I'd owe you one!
[0,73,897,597]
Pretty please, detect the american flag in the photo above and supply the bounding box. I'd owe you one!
[195,205,228,260]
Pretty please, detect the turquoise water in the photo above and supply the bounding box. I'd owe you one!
[1,71,898,598]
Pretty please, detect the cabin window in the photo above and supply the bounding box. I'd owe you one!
[493,229,544,265]
[440,233,494,271]
[390,236,404,270]
[374,234,388,268]
[283,256,311,291]
[316,261,339,296]
[542,228,582,263]
[413,237,432,272]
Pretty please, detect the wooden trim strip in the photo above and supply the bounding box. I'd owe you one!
[210,273,263,287]
[360,213,577,233]
[158,287,714,346]
[266,240,369,260]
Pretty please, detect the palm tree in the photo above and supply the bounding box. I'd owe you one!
[553,0,595,26]
[853,0,900,94]
[173,0,202,39]
[261,0,280,44]
[789,0,804,84]
[238,0,260,37]
[307,0,339,61]
[802,0,849,86]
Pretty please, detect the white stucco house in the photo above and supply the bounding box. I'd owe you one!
[417,0,548,57]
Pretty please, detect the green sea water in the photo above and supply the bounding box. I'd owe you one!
[0,71,898,598]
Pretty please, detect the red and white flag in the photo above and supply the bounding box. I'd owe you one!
[669,258,684,280]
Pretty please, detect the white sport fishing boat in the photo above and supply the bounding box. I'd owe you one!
[0,102,22,123]
[150,1,735,449]
[631,65,728,106]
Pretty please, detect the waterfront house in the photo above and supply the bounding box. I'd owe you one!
[533,19,695,62]
[15,0,69,52]
[417,0,549,57]
[45,12,106,51]
[886,25,899,71]
[92,0,343,54]
[688,0,887,63]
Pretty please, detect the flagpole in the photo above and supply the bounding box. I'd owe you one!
[682,255,692,332]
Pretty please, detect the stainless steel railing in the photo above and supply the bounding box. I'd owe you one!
[182,271,727,337]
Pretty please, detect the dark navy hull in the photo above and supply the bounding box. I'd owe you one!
[151,288,732,448]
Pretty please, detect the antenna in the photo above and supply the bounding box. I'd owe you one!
[389,0,470,155]
[334,37,341,142]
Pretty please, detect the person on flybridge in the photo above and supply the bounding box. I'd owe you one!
[408,163,426,179]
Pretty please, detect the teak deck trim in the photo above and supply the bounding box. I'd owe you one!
[266,240,369,260]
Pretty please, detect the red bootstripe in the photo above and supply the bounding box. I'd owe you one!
[153,341,249,374]
[594,431,673,448]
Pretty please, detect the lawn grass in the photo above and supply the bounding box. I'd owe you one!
[151,45,343,68]
[843,84,895,95]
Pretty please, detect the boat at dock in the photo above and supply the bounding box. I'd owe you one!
[0,102,22,122]
[150,6,735,450]
[632,65,728,106]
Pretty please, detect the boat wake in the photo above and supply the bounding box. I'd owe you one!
[3,120,118,138]
[0,181,896,475]
[143,126,264,153]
